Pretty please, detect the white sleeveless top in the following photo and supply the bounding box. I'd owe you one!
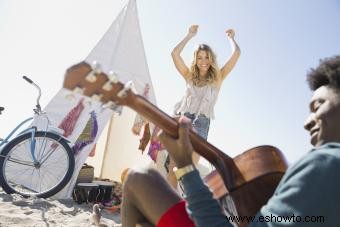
[174,82,220,120]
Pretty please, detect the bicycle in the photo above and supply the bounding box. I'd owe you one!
[0,76,75,198]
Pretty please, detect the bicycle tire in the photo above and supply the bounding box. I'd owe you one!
[0,131,75,198]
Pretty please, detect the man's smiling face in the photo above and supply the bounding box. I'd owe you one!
[304,86,340,147]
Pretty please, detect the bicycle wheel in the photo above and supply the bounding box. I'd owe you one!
[0,131,75,198]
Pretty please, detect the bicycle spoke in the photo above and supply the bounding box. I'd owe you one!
[1,132,74,198]
[6,156,35,167]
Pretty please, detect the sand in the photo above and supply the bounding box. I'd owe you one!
[0,188,121,227]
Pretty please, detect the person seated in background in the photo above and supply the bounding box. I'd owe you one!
[93,55,340,227]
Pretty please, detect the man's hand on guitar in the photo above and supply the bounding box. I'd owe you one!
[158,117,195,168]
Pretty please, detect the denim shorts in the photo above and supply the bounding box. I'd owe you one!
[182,112,210,140]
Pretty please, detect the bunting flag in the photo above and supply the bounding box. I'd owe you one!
[58,98,85,137]
[72,111,99,154]
[147,126,165,162]
[138,122,151,152]
[132,83,151,135]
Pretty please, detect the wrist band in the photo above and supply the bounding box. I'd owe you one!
[173,164,195,180]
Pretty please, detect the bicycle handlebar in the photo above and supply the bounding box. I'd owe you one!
[22,76,42,114]
[23,76,33,84]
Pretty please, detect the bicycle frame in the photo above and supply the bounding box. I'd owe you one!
[0,116,44,164]
[0,76,67,164]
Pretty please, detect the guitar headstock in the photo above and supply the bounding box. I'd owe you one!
[63,61,134,108]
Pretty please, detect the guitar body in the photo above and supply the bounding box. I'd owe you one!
[205,145,287,226]
[63,62,288,226]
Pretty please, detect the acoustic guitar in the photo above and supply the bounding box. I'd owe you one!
[63,61,288,226]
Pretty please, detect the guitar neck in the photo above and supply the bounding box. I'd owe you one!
[125,91,242,189]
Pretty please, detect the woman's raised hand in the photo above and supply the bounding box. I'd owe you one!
[226,29,235,39]
[188,25,199,37]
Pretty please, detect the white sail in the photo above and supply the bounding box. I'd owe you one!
[86,0,156,182]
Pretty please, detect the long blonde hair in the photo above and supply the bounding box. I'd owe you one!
[189,44,221,86]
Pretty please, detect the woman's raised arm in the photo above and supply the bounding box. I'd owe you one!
[171,25,198,80]
[220,29,241,81]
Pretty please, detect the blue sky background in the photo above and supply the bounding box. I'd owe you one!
[1,0,340,164]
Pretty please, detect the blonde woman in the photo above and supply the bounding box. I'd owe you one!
[165,25,241,188]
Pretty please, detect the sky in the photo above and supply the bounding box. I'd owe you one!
[1,0,340,165]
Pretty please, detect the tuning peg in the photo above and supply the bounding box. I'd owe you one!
[101,101,123,115]
[108,71,118,83]
[73,87,84,94]
[102,71,118,91]
[117,81,134,98]
[113,105,123,115]
[90,93,103,102]
[102,81,112,91]
[86,61,101,82]
[102,100,115,108]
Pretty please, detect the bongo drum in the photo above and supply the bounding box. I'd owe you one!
[92,180,114,202]
[73,182,99,204]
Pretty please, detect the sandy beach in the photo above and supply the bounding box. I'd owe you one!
[0,188,120,227]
